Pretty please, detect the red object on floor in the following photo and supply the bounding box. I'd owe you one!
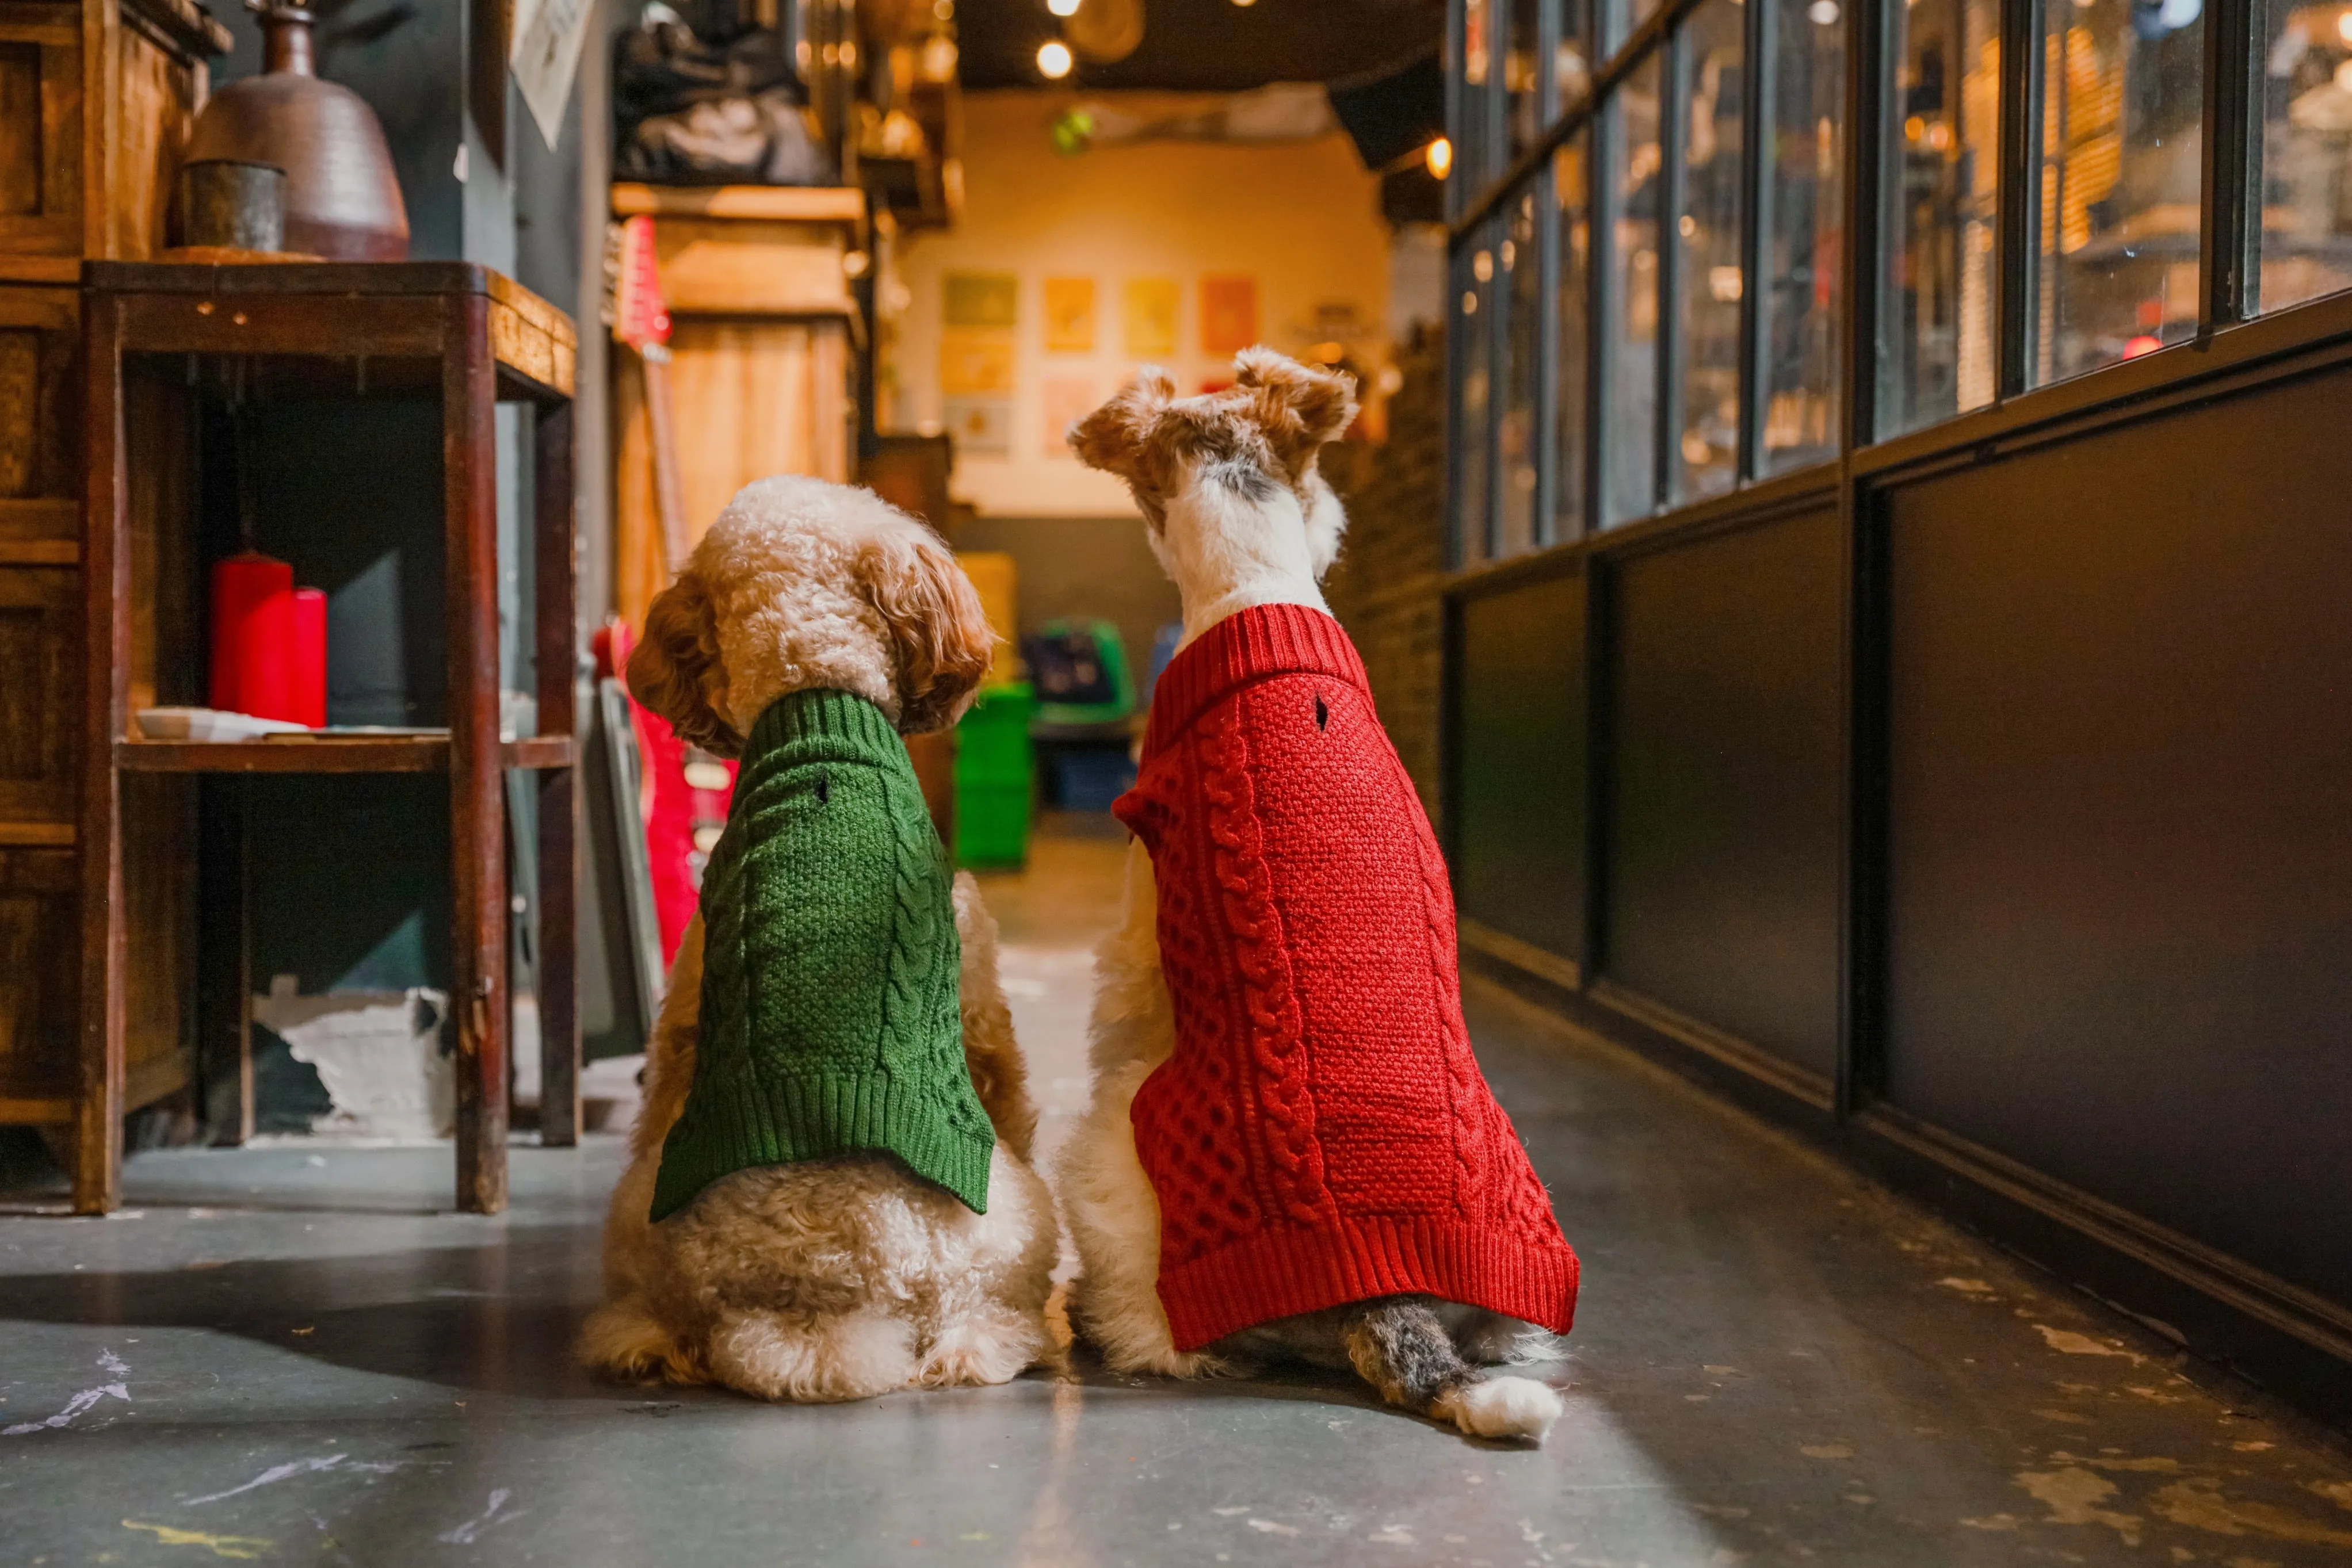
[209,551,296,720]
[1113,602,1580,1351]
[288,587,328,727]
[594,618,737,965]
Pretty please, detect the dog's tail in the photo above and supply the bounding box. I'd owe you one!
[1343,1300,1563,1443]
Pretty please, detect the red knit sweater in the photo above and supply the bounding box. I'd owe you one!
[1113,602,1579,1351]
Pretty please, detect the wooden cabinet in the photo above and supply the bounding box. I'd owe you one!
[0,0,226,1141]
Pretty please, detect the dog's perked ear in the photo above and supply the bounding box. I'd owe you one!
[1068,367,1178,506]
[628,572,745,757]
[1232,346,1359,482]
[863,523,995,734]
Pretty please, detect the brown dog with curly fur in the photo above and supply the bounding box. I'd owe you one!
[578,475,1060,1403]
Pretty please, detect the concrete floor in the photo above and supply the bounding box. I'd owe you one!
[5,816,2352,1566]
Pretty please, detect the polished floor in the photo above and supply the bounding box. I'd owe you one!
[4,816,2351,1566]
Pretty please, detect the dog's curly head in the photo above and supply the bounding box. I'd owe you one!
[625,476,994,750]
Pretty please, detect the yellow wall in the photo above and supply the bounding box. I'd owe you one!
[889,90,1391,519]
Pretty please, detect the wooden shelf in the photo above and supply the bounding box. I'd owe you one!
[610,183,867,223]
[82,260,578,401]
[115,735,579,774]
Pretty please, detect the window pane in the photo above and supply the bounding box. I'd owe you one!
[1499,184,1548,557]
[1674,1,1746,504]
[1456,0,1495,216]
[1555,135,1593,540]
[1603,0,1663,55]
[2254,2,2352,315]
[1884,0,1998,435]
[1603,53,1663,527]
[1761,0,1843,476]
[1456,233,1497,564]
[2032,1,2205,385]
[1507,0,1547,156]
[1559,1,1593,108]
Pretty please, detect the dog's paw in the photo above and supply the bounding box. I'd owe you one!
[1434,1376,1564,1443]
[578,1301,703,1385]
[917,1313,1045,1389]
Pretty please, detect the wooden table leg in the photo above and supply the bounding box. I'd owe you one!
[74,291,128,1215]
[197,777,253,1145]
[534,401,581,1145]
[447,295,508,1214]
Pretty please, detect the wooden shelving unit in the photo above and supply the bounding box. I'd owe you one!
[79,259,580,1217]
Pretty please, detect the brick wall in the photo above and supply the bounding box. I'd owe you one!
[1325,323,1448,821]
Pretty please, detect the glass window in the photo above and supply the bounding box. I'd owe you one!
[1674,1,1746,504]
[1884,0,1999,435]
[1760,0,1843,476]
[1602,52,1663,527]
[1558,1,1593,110]
[1555,134,1593,540]
[2253,2,2352,315]
[2032,0,2205,385]
[1455,232,1497,564]
[1456,0,1495,217]
[1506,0,1548,157]
[1603,0,1663,55]
[1499,183,1549,557]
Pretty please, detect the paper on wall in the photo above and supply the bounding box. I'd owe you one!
[511,0,597,151]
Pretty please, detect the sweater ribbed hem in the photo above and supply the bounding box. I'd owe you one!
[1143,603,1368,760]
[648,1069,995,1222]
[1156,1217,1580,1352]
[748,687,908,764]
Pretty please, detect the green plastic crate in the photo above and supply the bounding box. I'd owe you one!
[956,682,1035,789]
[956,783,1033,869]
[956,684,1034,867]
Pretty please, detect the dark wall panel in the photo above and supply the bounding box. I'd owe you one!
[1453,571,1585,961]
[1885,369,2352,1306]
[1607,510,1843,1079]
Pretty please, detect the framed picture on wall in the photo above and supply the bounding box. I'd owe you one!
[1124,277,1179,357]
[1044,277,1097,353]
[1201,275,1260,354]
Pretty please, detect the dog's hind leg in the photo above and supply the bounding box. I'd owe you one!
[578,1298,707,1386]
[708,1308,918,1403]
[1344,1299,1563,1443]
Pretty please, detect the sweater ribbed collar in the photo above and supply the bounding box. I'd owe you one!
[1141,603,1368,760]
[744,688,904,766]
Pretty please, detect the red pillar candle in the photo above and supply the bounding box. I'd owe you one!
[289,587,327,728]
[209,551,295,717]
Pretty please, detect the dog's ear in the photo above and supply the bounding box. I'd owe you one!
[864,523,995,734]
[1233,346,1359,480]
[628,572,744,756]
[1068,367,1178,496]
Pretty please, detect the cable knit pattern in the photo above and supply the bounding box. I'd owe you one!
[649,689,994,1222]
[1115,604,1579,1350]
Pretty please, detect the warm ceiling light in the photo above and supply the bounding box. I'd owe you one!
[1038,39,1074,77]
[1425,136,1453,179]
[2338,7,2352,44]
[1232,0,1258,7]
[1048,0,1080,15]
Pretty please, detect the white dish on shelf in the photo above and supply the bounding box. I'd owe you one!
[135,706,314,742]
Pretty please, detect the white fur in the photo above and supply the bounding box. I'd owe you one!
[1150,460,1332,651]
[1433,1376,1565,1441]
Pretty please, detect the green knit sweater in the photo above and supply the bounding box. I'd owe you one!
[647,689,994,1222]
